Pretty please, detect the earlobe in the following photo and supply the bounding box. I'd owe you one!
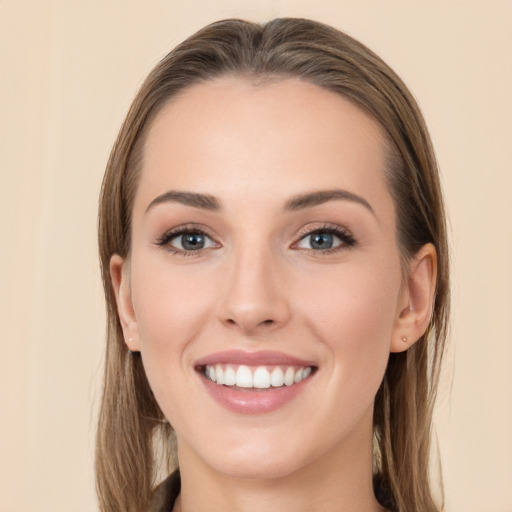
[391,243,437,353]
[110,254,141,352]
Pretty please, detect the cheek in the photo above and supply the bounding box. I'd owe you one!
[129,255,217,384]
[296,259,402,393]
[132,249,217,326]
[301,260,400,340]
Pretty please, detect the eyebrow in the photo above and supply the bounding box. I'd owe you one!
[145,188,375,216]
[145,190,221,213]
[282,189,375,216]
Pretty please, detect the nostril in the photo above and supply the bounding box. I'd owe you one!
[224,317,276,330]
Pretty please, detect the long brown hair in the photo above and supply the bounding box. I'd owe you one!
[97,18,449,512]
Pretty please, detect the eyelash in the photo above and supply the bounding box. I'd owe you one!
[155,223,356,257]
[155,224,216,257]
[293,223,357,254]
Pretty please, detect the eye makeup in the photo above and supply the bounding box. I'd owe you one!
[154,223,219,257]
[292,223,357,254]
[154,220,357,258]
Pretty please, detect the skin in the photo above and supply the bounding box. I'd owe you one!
[111,77,437,512]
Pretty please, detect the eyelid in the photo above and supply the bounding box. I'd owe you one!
[154,222,356,256]
[155,223,221,255]
[291,223,357,252]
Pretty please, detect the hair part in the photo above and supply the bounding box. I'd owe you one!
[97,17,449,512]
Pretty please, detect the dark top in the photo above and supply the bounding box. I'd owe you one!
[151,471,181,512]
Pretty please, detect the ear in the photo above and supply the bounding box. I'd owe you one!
[110,254,141,352]
[391,243,437,353]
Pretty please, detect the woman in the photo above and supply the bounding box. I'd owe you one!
[96,18,449,512]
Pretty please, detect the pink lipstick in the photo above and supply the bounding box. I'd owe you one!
[195,350,317,414]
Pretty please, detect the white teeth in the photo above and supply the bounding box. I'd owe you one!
[235,365,253,388]
[284,367,295,386]
[224,366,236,385]
[253,367,271,389]
[270,367,284,387]
[215,364,224,385]
[204,364,313,389]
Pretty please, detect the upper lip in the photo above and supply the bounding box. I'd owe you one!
[194,350,317,368]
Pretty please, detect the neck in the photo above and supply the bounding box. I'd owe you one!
[173,408,386,512]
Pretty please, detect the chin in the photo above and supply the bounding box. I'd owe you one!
[193,432,321,481]
[211,455,305,481]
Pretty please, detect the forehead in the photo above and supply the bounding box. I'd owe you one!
[135,76,393,218]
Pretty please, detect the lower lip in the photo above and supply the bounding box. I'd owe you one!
[199,372,314,415]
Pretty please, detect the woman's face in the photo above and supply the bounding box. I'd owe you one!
[114,77,412,479]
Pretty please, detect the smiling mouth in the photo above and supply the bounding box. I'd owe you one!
[201,364,315,390]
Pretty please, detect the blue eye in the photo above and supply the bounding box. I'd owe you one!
[176,233,207,250]
[156,227,217,254]
[170,232,216,251]
[308,232,335,250]
[295,227,356,252]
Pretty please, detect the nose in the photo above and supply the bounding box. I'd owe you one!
[217,246,291,336]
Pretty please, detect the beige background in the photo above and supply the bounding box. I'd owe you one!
[1,1,511,511]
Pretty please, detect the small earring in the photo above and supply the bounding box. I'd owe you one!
[401,336,408,343]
